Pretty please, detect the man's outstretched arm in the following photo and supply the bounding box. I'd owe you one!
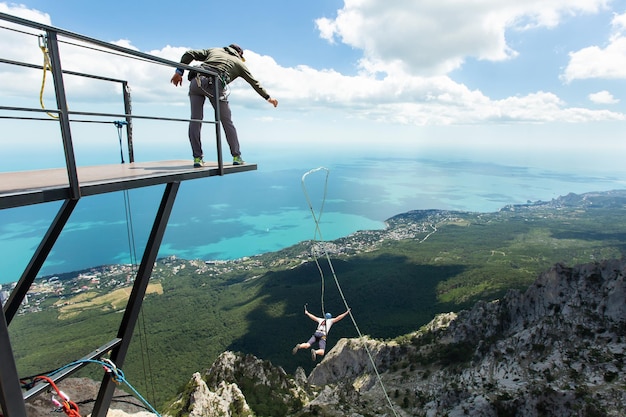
[333,308,351,323]
[304,306,321,322]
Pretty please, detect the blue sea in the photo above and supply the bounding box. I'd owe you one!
[1,155,625,285]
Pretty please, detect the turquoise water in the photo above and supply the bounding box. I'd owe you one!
[1,156,624,284]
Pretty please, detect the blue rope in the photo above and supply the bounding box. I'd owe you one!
[48,359,161,416]
[114,120,128,163]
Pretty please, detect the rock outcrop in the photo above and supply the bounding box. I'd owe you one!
[31,258,624,416]
[311,259,626,416]
[170,259,625,416]
[166,372,252,417]
[165,351,311,417]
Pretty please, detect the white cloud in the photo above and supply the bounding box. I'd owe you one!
[315,0,609,76]
[612,10,626,31]
[0,5,50,67]
[0,2,50,23]
[240,51,624,125]
[589,90,619,104]
[1,1,623,133]
[562,11,626,82]
[0,6,183,108]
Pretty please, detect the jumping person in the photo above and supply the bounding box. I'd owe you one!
[170,44,278,168]
[293,305,351,361]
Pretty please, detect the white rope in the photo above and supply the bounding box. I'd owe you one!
[301,167,329,315]
[301,167,400,417]
[118,128,157,406]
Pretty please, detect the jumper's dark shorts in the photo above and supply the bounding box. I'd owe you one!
[307,331,326,350]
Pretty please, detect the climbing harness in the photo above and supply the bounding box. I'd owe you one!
[193,67,230,101]
[301,167,400,417]
[38,34,59,119]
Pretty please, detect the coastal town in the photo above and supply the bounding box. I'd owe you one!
[2,190,615,318]
[5,189,594,319]
[1,210,451,317]
[4,192,585,318]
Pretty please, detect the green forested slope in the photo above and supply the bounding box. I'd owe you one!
[9,192,626,407]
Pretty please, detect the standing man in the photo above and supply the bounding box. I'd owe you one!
[293,305,351,361]
[170,44,278,167]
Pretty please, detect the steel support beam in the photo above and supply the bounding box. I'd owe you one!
[91,181,180,417]
[3,198,78,324]
[0,199,77,416]
[122,81,134,163]
[0,299,27,417]
[45,30,80,200]
[23,338,123,401]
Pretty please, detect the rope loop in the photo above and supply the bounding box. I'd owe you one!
[102,358,124,384]
[34,375,81,417]
[301,167,330,315]
[38,34,59,119]
[301,167,400,417]
[31,359,161,416]
[114,120,128,163]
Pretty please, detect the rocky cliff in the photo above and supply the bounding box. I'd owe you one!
[164,258,626,417]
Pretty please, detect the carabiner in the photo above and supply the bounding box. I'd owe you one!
[38,34,47,49]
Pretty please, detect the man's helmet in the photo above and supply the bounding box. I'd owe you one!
[325,312,332,319]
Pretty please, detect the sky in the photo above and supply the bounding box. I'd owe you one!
[1,0,626,284]
[0,0,625,171]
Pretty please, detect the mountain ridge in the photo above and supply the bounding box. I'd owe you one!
[10,189,626,411]
[165,257,626,416]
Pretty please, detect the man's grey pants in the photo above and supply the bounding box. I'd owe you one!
[188,75,241,159]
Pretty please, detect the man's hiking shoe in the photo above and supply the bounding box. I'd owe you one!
[193,157,204,168]
[292,345,299,355]
[311,349,317,361]
[233,155,244,165]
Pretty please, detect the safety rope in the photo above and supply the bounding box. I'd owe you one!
[114,120,128,163]
[38,34,59,119]
[44,359,161,416]
[33,375,81,417]
[301,167,330,315]
[301,167,400,417]
[115,121,158,407]
[138,306,158,405]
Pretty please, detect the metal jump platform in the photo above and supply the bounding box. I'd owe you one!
[0,12,256,417]
[0,160,255,210]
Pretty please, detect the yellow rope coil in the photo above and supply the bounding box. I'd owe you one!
[39,36,59,119]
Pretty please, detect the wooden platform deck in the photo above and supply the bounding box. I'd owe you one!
[0,160,256,210]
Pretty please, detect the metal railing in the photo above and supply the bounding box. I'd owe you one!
[0,11,225,195]
[0,11,228,417]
